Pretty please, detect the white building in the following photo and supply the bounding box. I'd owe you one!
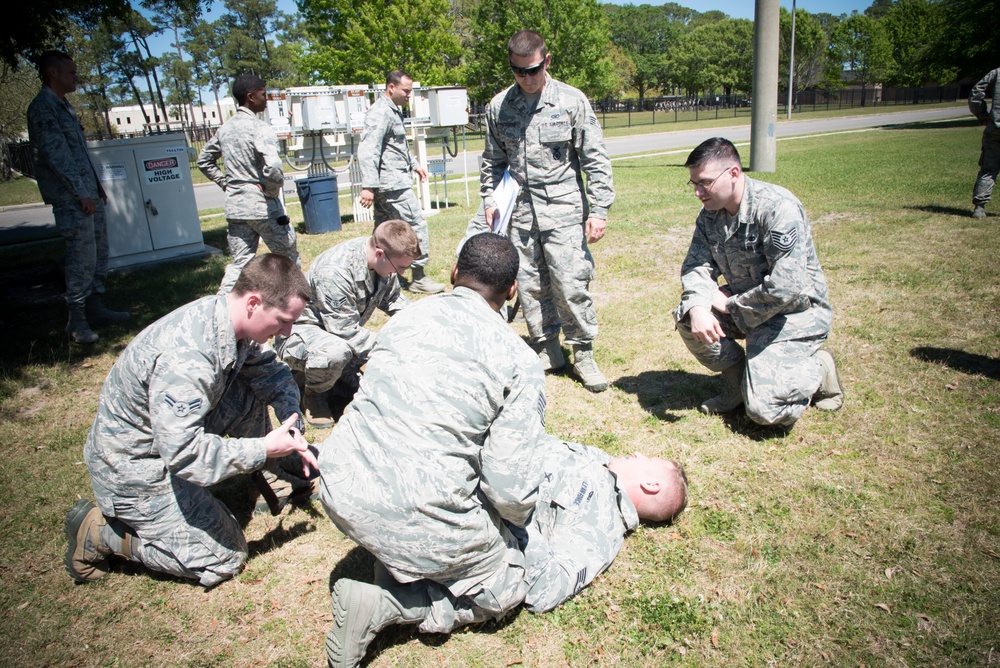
[108,97,238,135]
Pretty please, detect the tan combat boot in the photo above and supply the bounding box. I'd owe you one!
[86,294,130,326]
[302,388,335,429]
[535,339,566,372]
[407,266,446,294]
[698,364,744,415]
[812,350,844,411]
[64,500,113,582]
[66,306,99,344]
[572,344,608,393]
[326,579,430,668]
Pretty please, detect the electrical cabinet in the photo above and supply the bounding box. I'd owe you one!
[87,134,210,269]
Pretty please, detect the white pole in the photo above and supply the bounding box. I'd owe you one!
[786,0,797,120]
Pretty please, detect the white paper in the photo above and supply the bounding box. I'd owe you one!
[491,169,520,236]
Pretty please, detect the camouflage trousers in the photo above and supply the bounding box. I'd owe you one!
[675,308,828,427]
[91,378,270,587]
[383,525,526,634]
[275,325,356,394]
[973,125,1000,205]
[373,188,430,268]
[53,199,109,308]
[511,220,597,347]
[218,216,299,295]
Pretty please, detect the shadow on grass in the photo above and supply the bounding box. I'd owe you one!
[910,346,1000,381]
[0,243,226,381]
[613,368,712,422]
[904,204,979,217]
[887,118,981,130]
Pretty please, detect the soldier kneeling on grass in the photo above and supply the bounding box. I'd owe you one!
[64,254,318,587]
[316,233,689,667]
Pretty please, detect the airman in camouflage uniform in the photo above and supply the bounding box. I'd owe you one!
[674,138,843,428]
[358,70,444,294]
[517,440,687,614]
[199,74,298,294]
[481,30,615,393]
[319,233,545,666]
[969,67,1000,218]
[275,221,419,428]
[27,50,129,344]
[318,234,689,668]
[63,255,317,587]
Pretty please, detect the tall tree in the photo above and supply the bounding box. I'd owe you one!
[668,18,754,97]
[299,0,462,87]
[880,0,954,85]
[0,58,40,179]
[605,4,681,103]
[464,0,615,102]
[5,0,204,68]
[780,7,838,92]
[931,0,1000,80]
[831,12,895,103]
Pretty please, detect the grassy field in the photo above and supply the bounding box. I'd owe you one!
[0,101,965,208]
[0,117,997,667]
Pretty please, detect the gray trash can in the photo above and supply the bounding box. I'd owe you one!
[296,174,341,234]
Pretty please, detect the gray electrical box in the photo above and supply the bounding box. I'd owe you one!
[87,133,211,269]
[427,87,469,127]
[301,95,344,131]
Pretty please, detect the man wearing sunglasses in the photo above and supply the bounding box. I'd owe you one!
[480,30,616,393]
[275,220,419,428]
[674,137,843,428]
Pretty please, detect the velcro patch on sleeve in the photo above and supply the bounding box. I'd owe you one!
[770,228,798,253]
[164,393,203,418]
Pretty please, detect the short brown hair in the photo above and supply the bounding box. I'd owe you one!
[684,137,742,170]
[636,460,688,524]
[374,220,420,260]
[231,253,310,308]
[36,50,72,81]
[386,70,410,87]
[507,30,547,59]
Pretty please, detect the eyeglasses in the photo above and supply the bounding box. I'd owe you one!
[377,247,403,274]
[687,169,730,191]
[509,60,546,78]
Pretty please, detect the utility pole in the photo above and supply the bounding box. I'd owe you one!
[786,0,797,120]
[750,0,780,172]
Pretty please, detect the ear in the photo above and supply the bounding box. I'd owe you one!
[506,280,518,302]
[450,264,459,285]
[639,480,661,495]
[245,293,263,315]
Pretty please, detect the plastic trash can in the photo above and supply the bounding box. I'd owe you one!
[295,174,341,234]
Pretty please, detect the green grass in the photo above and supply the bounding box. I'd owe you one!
[0,117,997,667]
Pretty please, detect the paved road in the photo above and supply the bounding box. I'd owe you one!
[0,105,968,244]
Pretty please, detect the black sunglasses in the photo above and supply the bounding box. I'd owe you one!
[509,60,546,78]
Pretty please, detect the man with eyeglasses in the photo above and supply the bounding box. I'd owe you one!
[480,30,615,393]
[674,137,844,427]
[358,70,446,294]
[275,221,419,428]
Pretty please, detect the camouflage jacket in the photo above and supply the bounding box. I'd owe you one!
[358,93,417,191]
[83,295,300,498]
[481,76,615,227]
[318,286,548,587]
[198,107,284,220]
[26,85,104,206]
[524,438,638,611]
[969,67,1000,129]
[677,177,832,334]
[294,235,408,359]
